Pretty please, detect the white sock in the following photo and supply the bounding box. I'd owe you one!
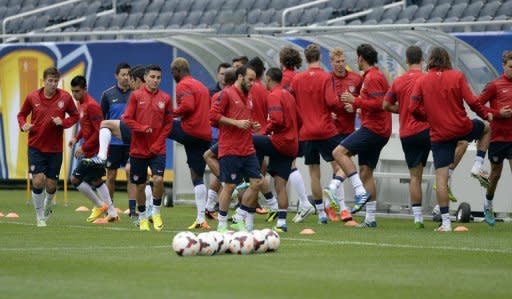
[138,209,147,220]
[348,173,366,195]
[206,189,218,211]
[76,182,103,208]
[412,205,423,223]
[152,198,161,215]
[233,207,246,223]
[329,178,342,192]
[246,212,254,231]
[96,183,116,216]
[336,183,347,211]
[441,212,451,228]
[288,169,311,208]
[32,190,45,220]
[365,201,376,223]
[485,197,493,209]
[277,218,286,227]
[44,191,56,209]
[98,127,111,161]
[218,213,228,228]
[473,156,484,172]
[266,196,278,210]
[194,184,207,223]
[145,185,153,212]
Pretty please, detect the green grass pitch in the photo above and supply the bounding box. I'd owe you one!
[0,189,511,299]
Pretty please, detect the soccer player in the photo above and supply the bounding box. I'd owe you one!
[210,65,262,232]
[477,50,512,226]
[290,44,345,224]
[252,67,299,232]
[122,64,173,231]
[68,76,118,223]
[410,47,492,232]
[17,66,79,227]
[334,44,391,228]
[169,57,212,229]
[326,47,362,223]
[383,46,429,228]
[279,45,315,223]
[210,62,231,96]
[232,55,248,69]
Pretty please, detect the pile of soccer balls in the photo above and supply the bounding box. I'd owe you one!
[172,229,280,256]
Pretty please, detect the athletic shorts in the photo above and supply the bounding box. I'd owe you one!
[72,159,105,184]
[303,134,345,165]
[129,155,166,184]
[219,154,261,184]
[107,145,129,169]
[488,142,512,164]
[340,127,389,169]
[169,120,211,177]
[120,120,132,145]
[28,147,62,180]
[253,135,294,180]
[400,128,431,169]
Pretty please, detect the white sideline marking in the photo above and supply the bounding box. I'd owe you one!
[1,220,511,254]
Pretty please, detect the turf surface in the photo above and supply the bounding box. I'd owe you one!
[0,190,511,299]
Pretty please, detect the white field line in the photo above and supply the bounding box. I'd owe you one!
[1,220,511,254]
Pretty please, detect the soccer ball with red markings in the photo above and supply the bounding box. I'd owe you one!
[197,232,217,256]
[251,230,268,253]
[262,228,280,252]
[208,231,225,254]
[172,231,200,257]
[229,231,254,255]
[222,231,235,254]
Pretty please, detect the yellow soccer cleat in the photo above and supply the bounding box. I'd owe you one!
[86,205,108,223]
[139,218,150,231]
[187,219,210,230]
[152,214,164,232]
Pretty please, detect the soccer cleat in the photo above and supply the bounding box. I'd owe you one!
[350,192,371,214]
[292,204,315,223]
[323,188,340,212]
[37,219,47,227]
[357,221,377,228]
[266,210,278,222]
[205,210,218,220]
[230,220,247,231]
[415,222,425,229]
[83,156,106,166]
[470,169,490,188]
[483,207,496,226]
[152,214,164,231]
[273,224,288,233]
[104,215,120,223]
[43,201,54,220]
[318,215,328,224]
[340,209,353,222]
[325,207,340,222]
[217,225,229,233]
[86,205,108,222]
[435,225,452,232]
[187,220,210,230]
[433,183,457,202]
[139,218,150,231]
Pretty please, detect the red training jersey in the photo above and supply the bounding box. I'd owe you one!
[478,74,512,142]
[290,66,339,141]
[174,75,212,141]
[331,70,362,135]
[210,85,255,158]
[122,86,173,158]
[249,79,269,135]
[353,67,391,138]
[75,93,103,158]
[384,69,429,138]
[17,88,79,153]
[410,69,490,142]
[282,68,297,91]
[265,84,299,157]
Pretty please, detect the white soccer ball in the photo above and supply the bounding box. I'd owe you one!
[197,232,217,256]
[251,230,268,253]
[222,231,235,254]
[207,231,224,254]
[229,231,254,255]
[262,228,280,252]
[172,232,200,257]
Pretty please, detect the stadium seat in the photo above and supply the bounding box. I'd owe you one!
[233,23,250,34]
[184,11,203,26]
[452,0,468,5]
[247,9,262,24]
[219,23,235,34]
[412,17,426,23]
[446,3,467,19]
[354,0,370,12]
[146,0,165,14]
[139,12,158,28]
[238,0,255,10]
[395,18,410,24]
[130,0,150,14]
[473,15,492,31]
[463,1,484,18]
[364,19,378,25]
[206,0,225,12]
[168,11,187,26]
[414,4,434,20]
[479,1,501,18]
[85,1,101,15]
[269,0,287,10]
[486,15,507,31]
[427,4,450,20]
[366,6,385,22]
[260,9,276,25]
[397,5,418,20]
[421,0,438,6]
[81,15,97,29]
[348,19,362,25]
[94,15,112,29]
[300,7,319,25]
[286,8,303,26]
[315,7,333,23]
[110,13,129,28]
[380,6,401,22]
[68,3,86,20]
[370,0,386,7]
[252,0,270,11]
[124,12,143,28]
[379,18,393,24]
[329,0,346,10]
[20,15,37,32]
[162,1,178,12]
[191,0,209,12]
[443,16,460,32]
[223,0,240,10]
[201,10,218,25]
[175,1,193,13]
[500,1,512,16]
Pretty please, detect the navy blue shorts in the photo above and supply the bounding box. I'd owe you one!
[488,142,512,164]
[341,127,389,169]
[297,141,306,158]
[303,134,345,165]
[400,128,431,169]
[129,155,166,184]
[169,120,211,177]
[219,154,261,184]
[431,119,485,169]
[107,145,129,169]
[28,147,62,180]
[72,159,105,184]
[253,135,294,180]
[120,120,131,145]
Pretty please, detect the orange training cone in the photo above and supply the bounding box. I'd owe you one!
[299,228,316,235]
[5,212,19,218]
[454,226,469,232]
[75,206,90,212]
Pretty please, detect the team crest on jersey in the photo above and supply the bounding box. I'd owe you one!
[348,85,355,93]
[80,111,84,118]
[158,101,165,109]
[30,165,35,171]
[133,175,139,182]
[492,156,499,163]
[230,173,237,180]
[248,99,253,109]
[106,161,112,168]
[58,100,64,109]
